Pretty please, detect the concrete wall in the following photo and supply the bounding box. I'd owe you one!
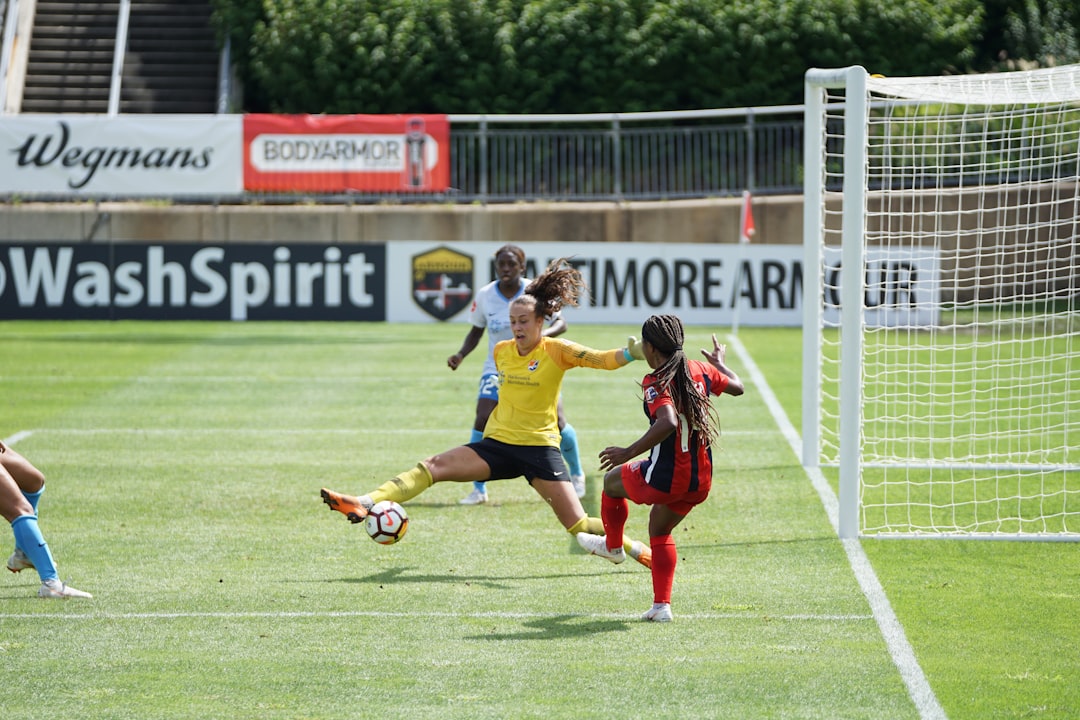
[0,195,805,246]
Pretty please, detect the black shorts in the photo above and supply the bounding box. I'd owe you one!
[467,438,570,484]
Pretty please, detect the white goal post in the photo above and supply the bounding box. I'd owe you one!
[802,64,1080,540]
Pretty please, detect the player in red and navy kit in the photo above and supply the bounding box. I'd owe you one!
[322,258,653,567]
[577,314,744,622]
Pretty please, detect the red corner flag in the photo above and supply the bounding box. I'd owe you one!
[739,190,756,244]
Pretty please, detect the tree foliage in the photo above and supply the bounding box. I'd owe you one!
[210,0,1076,114]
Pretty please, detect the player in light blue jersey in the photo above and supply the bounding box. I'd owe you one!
[2,439,92,599]
[447,244,586,504]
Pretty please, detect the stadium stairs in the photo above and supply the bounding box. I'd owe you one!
[18,0,218,114]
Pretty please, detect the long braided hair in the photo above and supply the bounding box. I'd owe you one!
[516,257,587,317]
[642,314,719,445]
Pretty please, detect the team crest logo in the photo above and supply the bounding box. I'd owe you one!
[528,360,539,372]
[411,246,473,321]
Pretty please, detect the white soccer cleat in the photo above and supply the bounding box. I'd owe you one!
[458,488,488,505]
[7,547,34,573]
[576,532,625,564]
[38,578,93,599]
[641,603,673,622]
[570,474,586,498]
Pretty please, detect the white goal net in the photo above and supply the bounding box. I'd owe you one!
[802,65,1080,539]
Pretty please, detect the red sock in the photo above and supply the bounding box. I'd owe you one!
[650,534,677,604]
[600,493,628,551]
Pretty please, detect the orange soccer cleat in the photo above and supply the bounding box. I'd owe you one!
[320,488,370,524]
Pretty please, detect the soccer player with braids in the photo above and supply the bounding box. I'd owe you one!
[576,314,744,622]
[321,258,653,566]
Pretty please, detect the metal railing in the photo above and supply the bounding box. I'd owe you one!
[240,106,806,204]
[400,106,805,204]
[0,0,16,113]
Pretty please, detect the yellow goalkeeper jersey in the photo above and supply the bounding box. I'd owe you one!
[486,337,624,447]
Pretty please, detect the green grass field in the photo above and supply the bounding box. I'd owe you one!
[1,322,1076,720]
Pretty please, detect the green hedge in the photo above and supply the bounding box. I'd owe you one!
[212,0,989,114]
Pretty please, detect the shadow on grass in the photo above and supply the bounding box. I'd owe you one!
[685,534,839,550]
[465,614,632,641]
[331,565,617,591]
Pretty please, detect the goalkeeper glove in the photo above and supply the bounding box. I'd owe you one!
[626,336,646,361]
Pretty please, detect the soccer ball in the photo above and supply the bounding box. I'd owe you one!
[364,501,409,545]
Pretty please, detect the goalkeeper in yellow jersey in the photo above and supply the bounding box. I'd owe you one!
[321,257,652,567]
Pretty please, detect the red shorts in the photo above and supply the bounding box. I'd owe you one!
[621,461,711,516]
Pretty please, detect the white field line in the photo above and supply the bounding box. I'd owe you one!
[727,334,946,720]
[2,430,34,445]
[0,609,871,622]
[2,374,654,384]
[0,375,380,383]
[5,427,761,437]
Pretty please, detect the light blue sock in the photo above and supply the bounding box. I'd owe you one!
[560,423,584,476]
[23,486,43,513]
[13,487,44,553]
[470,429,486,493]
[11,515,59,582]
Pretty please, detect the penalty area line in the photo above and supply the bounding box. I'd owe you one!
[0,609,872,622]
[5,427,762,438]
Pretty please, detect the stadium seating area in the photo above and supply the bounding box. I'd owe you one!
[6,0,218,113]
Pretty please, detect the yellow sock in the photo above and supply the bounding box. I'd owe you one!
[566,516,590,535]
[370,463,433,504]
[566,516,607,535]
[567,515,618,534]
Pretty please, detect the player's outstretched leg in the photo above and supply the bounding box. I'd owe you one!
[322,464,433,524]
[320,488,372,523]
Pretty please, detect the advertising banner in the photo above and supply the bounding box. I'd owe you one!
[243,114,450,192]
[0,115,243,196]
[388,242,942,327]
[0,243,386,320]
[386,241,806,326]
[0,240,939,325]
[822,246,941,328]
